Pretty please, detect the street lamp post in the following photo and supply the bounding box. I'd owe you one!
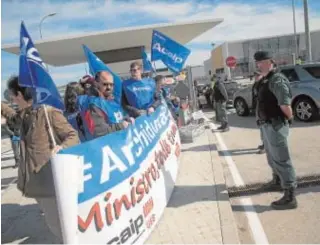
[303,0,312,62]
[292,0,298,64]
[39,13,57,39]
[39,13,57,71]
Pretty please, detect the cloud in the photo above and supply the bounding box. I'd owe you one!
[2,0,320,92]
[174,2,320,44]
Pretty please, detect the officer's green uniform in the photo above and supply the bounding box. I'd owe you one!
[257,71,297,190]
[255,50,297,210]
[213,80,229,129]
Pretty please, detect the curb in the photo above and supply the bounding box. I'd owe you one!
[207,130,240,244]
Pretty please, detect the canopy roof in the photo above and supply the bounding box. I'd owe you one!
[2,19,223,67]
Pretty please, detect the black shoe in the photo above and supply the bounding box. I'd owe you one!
[257,145,265,154]
[263,174,282,191]
[271,188,298,210]
[217,124,229,131]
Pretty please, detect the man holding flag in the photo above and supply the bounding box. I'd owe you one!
[1,22,80,242]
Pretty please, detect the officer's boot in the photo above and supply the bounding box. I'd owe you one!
[218,123,229,132]
[263,174,282,191]
[271,187,298,210]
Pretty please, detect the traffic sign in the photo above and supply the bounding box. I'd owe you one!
[226,56,237,68]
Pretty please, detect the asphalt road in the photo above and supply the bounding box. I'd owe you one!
[208,108,320,244]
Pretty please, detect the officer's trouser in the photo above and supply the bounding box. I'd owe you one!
[215,101,228,125]
[259,127,264,145]
[261,123,297,189]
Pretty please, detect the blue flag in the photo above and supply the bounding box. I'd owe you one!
[82,45,122,103]
[141,47,154,73]
[151,30,191,73]
[19,21,64,110]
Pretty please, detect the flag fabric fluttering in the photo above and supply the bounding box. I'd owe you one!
[141,47,154,73]
[82,45,122,103]
[19,21,64,110]
[151,30,191,73]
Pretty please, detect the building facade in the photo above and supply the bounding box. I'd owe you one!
[206,29,320,78]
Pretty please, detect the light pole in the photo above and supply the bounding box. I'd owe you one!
[39,13,57,71]
[39,13,57,39]
[303,0,312,62]
[292,0,298,63]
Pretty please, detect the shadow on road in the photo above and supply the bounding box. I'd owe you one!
[182,144,217,152]
[1,156,14,162]
[1,203,60,244]
[231,186,320,214]
[1,177,17,191]
[167,184,228,208]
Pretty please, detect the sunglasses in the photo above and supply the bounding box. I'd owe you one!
[130,67,140,72]
[102,82,114,87]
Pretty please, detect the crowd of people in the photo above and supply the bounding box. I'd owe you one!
[0,61,181,241]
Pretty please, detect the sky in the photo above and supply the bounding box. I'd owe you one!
[1,0,320,94]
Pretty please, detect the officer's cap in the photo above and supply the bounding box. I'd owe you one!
[254,51,272,61]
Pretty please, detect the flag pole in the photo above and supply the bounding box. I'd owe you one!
[153,61,157,76]
[43,105,57,147]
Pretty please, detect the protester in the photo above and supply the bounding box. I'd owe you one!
[64,82,87,142]
[122,61,158,118]
[254,51,297,210]
[79,75,95,95]
[3,75,79,241]
[213,76,229,131]
[76,71,135,139]
[1,102,21,168]
[154,75,180,119]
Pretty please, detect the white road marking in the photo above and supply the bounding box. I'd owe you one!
[209,121,269,244]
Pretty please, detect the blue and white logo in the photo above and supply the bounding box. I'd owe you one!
[19,21,64,110]
[151,30,191,73]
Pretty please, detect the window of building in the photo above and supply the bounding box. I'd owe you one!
[281,68,299,82]
[304,66,320,79]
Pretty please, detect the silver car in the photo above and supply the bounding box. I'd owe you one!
[233,63,320,122]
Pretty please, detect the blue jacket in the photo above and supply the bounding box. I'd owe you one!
[122,78,156,110]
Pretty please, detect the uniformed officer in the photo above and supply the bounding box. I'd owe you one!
[254,51,297,210]
[213,76,229,131]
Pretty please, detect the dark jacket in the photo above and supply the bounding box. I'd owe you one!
[213,81,228,102]
[85,104,126,138]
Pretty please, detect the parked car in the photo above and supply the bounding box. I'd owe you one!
[233,63,320,122]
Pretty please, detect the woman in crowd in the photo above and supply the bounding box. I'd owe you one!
[154,75,180,120]
[64,81,87,142]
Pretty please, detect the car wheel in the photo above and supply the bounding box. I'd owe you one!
[234,98,249,116]
[293,98,317,122]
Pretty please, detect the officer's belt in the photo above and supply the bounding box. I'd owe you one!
[257,118,288,126]
[256,119,271,126]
